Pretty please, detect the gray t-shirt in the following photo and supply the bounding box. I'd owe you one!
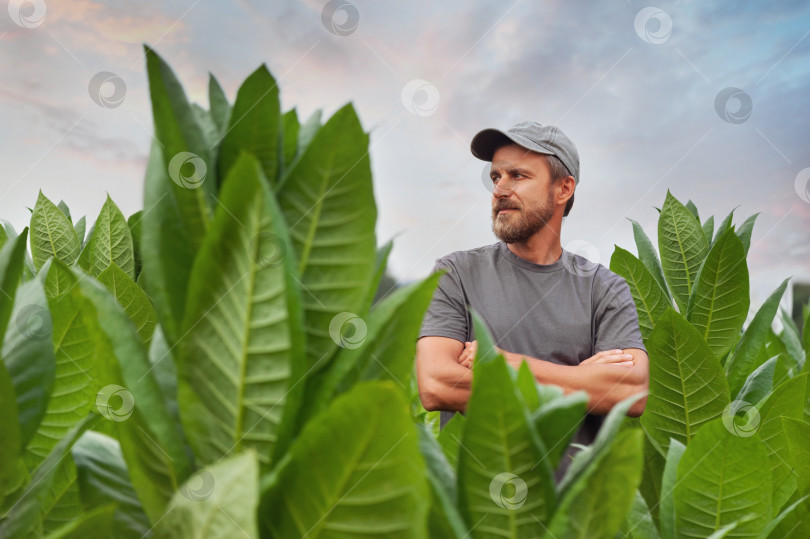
[418,240,646,481]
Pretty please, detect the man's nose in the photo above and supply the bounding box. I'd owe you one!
[492,180,512,197]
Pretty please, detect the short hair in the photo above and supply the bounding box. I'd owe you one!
[545,154,575,217]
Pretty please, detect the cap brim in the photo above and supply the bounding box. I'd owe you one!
[470,128,555,161]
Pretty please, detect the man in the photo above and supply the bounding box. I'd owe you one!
[415,121,649,482]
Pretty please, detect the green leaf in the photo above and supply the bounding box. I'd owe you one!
[685,229,749,358]
[0,359,21,497]
[531,387,588,473]
[638,433,666,529]
[72,431,150,538]
[735,355,778,405]
[0,228,29,351]
[417,425,468,539]
[546,429,644,539]
[782,417,810,496]
[620,490,660,539]
[44,504,116,539]
[558,391,644,494]
[301,272,441,424]
[712,208,736,246]
[25,260,101,471]
[684,199,699,221]
[658,191,709,312]
[30,191,82,272]
[726,279,789,397]
[778,307,805,370]
[218,65,280,187]
[515,361,541,411]
[628,218,670,301]
[674,419,771,537]
[81,223,94,251]
[96,263,156,345]
[658,438,685,539]
[2,277,55,452]
[127,213,142,281]
[157,450,259,539]
[140,140,199,350]
[360,239,394,316]
[142,46,215,345]
[458,354,557,534]
[192,104,218,150]
[758,493,810,539]
[640,308,730,449]
[756,374,807,514]
[73,216,86,246]
[702,215,715,245]
[78,195,135,278]
[57,200,72,222]
[736,212,759,255]
[0,413,96,538]
[146,324,185,449]
[0,225,7,251]
[610,245,670,341]
[281,108,300,170]
[437,412,465,470]
[802,302,810,360]
[259,382,429,538]
[471,309,501,366]
[276,104,377,373]
[208,73,230,137]
[177,153,305,470]
[296,109,322,157]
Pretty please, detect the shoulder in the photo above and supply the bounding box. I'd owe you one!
[435,242,500,270]
[590,262,632,299]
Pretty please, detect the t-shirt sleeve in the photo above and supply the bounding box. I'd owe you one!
[592,268,647,353]
[418,257,469,343]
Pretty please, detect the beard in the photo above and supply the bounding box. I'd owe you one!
[491,195,555,244]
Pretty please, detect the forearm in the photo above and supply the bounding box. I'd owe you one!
[501,351,647,416]
[418,355,472,413]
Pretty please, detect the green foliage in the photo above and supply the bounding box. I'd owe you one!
[1,49,807,539]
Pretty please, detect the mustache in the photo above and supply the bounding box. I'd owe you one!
[493,202,521,212]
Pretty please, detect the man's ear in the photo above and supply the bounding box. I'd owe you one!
[558,176,575,205]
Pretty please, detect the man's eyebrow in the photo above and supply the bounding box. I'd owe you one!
[489,164,533,176]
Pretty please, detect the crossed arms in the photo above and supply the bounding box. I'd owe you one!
[415,336,649,417]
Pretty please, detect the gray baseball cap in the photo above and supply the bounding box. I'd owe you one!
[470,121,580,184]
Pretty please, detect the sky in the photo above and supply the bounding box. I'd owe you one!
[1,0,809,319]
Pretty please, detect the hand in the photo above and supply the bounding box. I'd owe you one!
[580,349,635,368]
[458,340,478,369]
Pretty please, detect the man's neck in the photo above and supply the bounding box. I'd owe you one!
[505,226,563,265]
